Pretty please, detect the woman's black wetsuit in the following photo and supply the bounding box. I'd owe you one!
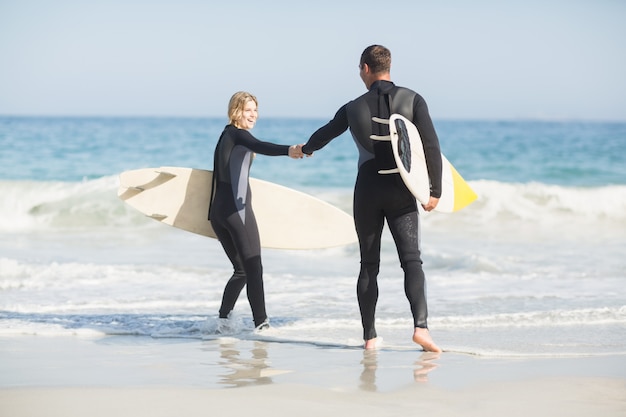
[302,80,442,340]
[209,124,289,327]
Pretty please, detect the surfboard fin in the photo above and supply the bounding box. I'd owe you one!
[148,213,168,221]
[119,169,177,193]
[371,117,393,141]
[372,117,389,124]
[378,168,400,174]
[155,170,177,178]
[371,117,398,173]
[117,186,144,200]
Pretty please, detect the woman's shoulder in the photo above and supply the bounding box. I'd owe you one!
[220,124,250,140]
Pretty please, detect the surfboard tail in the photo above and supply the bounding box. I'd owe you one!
[449,164,478,212]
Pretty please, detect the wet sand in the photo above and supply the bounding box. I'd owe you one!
[1,335,625,417]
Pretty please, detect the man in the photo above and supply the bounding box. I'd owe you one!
[301,45,442,352]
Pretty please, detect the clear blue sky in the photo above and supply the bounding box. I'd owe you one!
[1,0,625,120]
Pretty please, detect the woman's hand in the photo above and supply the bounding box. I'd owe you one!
[289,144,304,159]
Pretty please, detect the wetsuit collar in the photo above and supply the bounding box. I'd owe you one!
[369,79,395,92]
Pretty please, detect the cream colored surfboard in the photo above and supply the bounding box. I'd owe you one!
[118,166,357,249]
[372,114,477,213]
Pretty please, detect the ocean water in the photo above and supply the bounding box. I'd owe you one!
[1,116,625,357]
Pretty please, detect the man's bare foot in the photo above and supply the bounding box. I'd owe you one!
[364,337,382,350]
[412,328,442,352]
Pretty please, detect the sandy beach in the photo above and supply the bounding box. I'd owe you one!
[1,335,625,417]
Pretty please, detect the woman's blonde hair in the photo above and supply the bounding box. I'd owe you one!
[228,91,258,127]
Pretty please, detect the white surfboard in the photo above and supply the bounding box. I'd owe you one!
[118,167,357,250]
[372,114,477,213]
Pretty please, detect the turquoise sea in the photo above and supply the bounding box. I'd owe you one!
[1,116,625,356]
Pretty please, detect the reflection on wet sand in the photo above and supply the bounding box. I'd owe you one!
[217,339,292,388]
[360,350,440,391]
[413,352,440,382]
[359,350,378,391]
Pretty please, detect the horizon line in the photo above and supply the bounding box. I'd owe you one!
[1,114,625,123]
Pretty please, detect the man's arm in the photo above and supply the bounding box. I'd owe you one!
[302,104,349,155]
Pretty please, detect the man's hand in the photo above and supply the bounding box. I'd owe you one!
[421,196,439,212]
[288,144,304,159]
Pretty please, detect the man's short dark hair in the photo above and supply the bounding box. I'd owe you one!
[360,45,391,74]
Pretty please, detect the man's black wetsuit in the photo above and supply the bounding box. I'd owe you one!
[209,124,290,327]
[302,80,442,340]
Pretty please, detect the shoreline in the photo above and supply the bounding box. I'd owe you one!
[1,335,625,416]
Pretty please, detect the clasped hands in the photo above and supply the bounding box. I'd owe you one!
[288,144,312,159]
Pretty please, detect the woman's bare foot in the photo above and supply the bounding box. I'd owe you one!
[412,328,442,352]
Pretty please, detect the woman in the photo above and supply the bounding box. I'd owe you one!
[209,91,302,331]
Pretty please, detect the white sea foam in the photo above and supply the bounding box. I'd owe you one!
[422,180,626,242]
[0,176,147,231]
[3,177,625,238]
